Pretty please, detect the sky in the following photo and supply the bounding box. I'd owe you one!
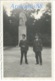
[3,1,50,20]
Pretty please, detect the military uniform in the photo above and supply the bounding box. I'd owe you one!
[33,38,42,65]
[19,39,28,64]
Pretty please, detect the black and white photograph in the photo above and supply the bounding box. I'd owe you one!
[3,1,51,77]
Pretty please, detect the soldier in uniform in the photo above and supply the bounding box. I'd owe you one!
[33,34,43,65]
[19,34,29,65]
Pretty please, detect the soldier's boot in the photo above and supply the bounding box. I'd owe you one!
[35,53,38,64]
[39,53,42,65]
[25,53,28,64]
[25,59,28,64]
[20,54,23,65]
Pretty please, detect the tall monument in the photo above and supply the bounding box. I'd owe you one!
[18,12,27,44]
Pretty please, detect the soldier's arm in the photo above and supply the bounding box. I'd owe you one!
[40,39,43,50]
[33,40,35,51]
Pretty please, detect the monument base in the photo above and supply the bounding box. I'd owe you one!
[18,25,27,44]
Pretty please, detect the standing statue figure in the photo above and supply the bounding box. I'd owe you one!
[19,12,27,26]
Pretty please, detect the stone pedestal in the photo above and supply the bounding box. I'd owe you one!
[19,25,27,42]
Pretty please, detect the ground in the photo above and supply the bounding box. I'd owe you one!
[4,47,51,77]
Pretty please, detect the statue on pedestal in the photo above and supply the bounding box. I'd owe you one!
[18,12,27,44]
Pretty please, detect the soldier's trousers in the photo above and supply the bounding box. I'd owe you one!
[35,51,42,65]
[20,51,28,64]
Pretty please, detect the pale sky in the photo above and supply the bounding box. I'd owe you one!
[3,1,50,20]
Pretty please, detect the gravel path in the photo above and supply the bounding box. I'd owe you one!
[4,47,51,77]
